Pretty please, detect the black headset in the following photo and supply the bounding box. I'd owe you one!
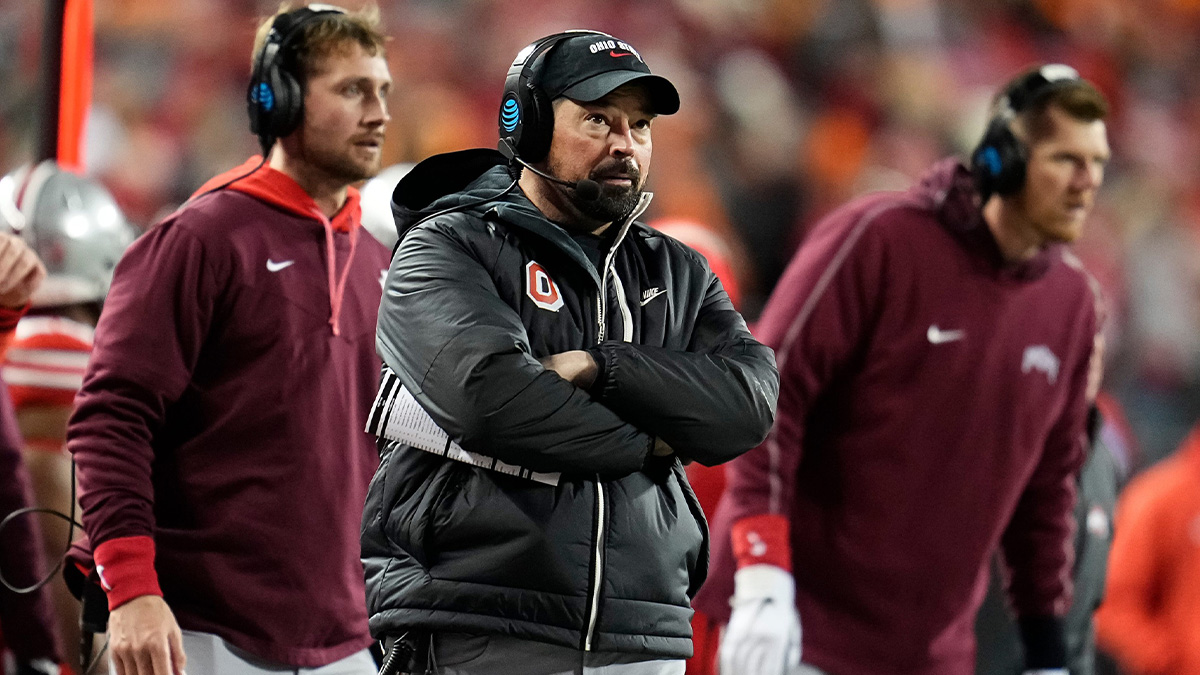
[971,64,1082,199]
[247,4,347,155]
[497,30,616,164]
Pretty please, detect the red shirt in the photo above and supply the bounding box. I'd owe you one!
[1096,429,1200,674]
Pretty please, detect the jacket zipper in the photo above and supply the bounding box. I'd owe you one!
[593,194,650,344]
[584,477,607,651]
[596,294,605,342]
[583,195,651,651]
[587,256,609,649]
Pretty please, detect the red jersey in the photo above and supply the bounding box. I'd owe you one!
[3,317,94,451]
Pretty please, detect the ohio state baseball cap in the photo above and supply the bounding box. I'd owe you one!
[540,33,679,115]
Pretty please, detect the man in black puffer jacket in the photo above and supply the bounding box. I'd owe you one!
[361,30,778,675]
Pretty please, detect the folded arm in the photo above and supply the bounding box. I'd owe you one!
[586,272,779,466]
[377,221,655,478]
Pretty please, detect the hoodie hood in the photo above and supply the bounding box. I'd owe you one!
[916,157,1056,282]
[390,149,516,239]
[191,157,362,233]
[191,156,365,336]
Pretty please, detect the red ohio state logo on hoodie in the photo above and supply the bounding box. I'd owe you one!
[526,261,563,311]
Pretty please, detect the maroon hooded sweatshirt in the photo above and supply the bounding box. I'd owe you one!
[67,159,391,667]
[697,160,1103,675]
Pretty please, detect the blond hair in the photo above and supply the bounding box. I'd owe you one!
[251,4,386,83]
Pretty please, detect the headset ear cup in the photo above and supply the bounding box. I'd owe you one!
[247,79,267,139]
[972,120,1025,198]
[247,49,275,144]
[994,130,1025,195]
[270,67,304,139]
[990,124,1025,196]
[499,70,526,158]
[520,83,554,162]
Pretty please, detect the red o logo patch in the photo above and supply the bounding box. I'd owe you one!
[525,261,564,311]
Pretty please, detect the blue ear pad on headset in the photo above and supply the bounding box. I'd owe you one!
[971,114,1025,198]
[971,118,1026,199]
[977,147,1002,176]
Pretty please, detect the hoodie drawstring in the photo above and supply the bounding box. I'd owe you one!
[312,207,360,337]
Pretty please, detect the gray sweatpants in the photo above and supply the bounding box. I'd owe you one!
[109,630,376,675]
[409,633,685,675]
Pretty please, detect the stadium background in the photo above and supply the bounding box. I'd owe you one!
[0,0,1195,498]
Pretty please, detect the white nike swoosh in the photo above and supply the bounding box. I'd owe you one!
[927,325,965,344]
[266,259,295,272]
[640,289,668,306]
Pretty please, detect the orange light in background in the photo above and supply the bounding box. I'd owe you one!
[58,0,93,173]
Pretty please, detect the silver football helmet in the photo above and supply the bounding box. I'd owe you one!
[0,160,137,307]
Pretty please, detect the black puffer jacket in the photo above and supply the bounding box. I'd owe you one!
[361,149,778,658]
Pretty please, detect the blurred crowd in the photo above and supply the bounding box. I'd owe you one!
[2,2,1200,674]
[1,0,1199,531]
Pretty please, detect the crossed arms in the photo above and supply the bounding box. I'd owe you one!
[375,220,778,477]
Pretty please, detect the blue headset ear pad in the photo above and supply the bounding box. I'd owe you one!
[977,146,1002,176]
[972,111,1026,197]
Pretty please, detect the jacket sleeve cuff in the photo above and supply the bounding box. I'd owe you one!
[586,345,610,398]
[732,513,792,572]
[94,535,163,611]
[1019,615,1067,670]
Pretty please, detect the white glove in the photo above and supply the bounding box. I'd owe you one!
[719,564,801,675]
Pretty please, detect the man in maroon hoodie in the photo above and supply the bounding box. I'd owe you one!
[698,65,1110,675]
[66,5,392,675]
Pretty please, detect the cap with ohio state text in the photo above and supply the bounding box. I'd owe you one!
[541,33,680,115]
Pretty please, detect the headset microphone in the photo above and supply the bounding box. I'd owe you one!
[499,138,601,201]
[515,156,602,202]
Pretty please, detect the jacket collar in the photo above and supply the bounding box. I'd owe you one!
[397,149,654,287]
[490,189,654,287]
